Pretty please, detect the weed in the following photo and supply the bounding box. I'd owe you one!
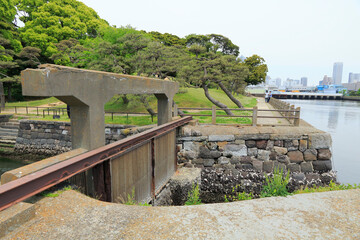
[185,183,201,205]
[224,185,253,202]
[42,185,73,198]
[294,181,360,194]
[118,188,151,206]
[261,167,291,198]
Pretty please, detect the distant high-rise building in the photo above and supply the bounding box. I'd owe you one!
[301,77,308,87]
[322,75,332,85]
[349,73,360,83]
[265,75,271,85]
[332,62,343,84]
[275,78,282,87]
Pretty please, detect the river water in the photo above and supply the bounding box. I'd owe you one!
[0,157,25,178]
[285,99,360,184]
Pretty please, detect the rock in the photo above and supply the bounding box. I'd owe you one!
[210,150,221,159]
[183,142,200,152]
[285,140,299,151]
[252,160,263,171]
[304,149,317,161]
[182,127,192,137]
[299,139,308,152]
[269,151,277,160]
[308,133,332,149]
[320,172,336,184]
[263,161,274,173]
[300,162,313,173]
[206,142,218,150]
[274,146,288,155]
[209,135,235,142]
[198,146,212,158]
[182,150,197,160]
[274,140,283,147]
[241,164,253,170]
[235,140,245,145]
[245,140,256,148]
[291,172,306,181]
[266,140,274,150]
[306,173,320,183]
[273,162,287,172]
[258,150,271,161]
[230,156,241,164]
[217,141,228,151]
[277,155,290,164]
[218,157,230,165]
[287,151,304,163]
[256,140,267,149]
[240,156,252,163]
[203,159,215,167]
[192,158,204,165]
[191,129,202,136]
[224,144,247,157]
[312,160,332,172]
[317,149,332,160]
[169,168,201,205]
[288,163,301,172]
[177,136,207,142]
[247,148,258,157]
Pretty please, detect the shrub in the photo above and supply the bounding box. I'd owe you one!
[224,186,253,202]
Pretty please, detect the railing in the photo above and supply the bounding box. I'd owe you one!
[269,98,301,126]
[178,105,300,126]
[0,116,192,211]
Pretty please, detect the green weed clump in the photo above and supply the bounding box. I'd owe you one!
[294,181,360,194]
[42,185,73,198]
[120,188,151,206]
[224,185,253,202]
[261,167,291,198]
[185,183,201,205]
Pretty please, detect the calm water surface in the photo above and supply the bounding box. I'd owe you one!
[285,99,360,184]
[0,157,25,177]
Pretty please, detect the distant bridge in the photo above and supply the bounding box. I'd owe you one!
[252,92,343,100]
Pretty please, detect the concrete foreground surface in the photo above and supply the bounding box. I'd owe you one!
[3,189,360,240]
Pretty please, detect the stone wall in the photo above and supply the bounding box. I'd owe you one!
[0,114,12,123]
[14,120,153,155]
[177,125,336,203]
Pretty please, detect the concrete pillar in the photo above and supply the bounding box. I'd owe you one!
[155,94,173,126]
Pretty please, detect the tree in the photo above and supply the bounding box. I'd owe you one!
[148,31,185,46]
[243,55,268,86]
[16,0,109,56]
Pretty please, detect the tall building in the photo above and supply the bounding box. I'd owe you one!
[349,73,360,83]
[332,62,343,85]
[275,78,282,88]
[321,75,332,85]
[301,77,308,87]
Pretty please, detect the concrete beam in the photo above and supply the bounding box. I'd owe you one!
[21,64,179,150]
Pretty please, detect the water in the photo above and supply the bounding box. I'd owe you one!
[284,99,360,184]
[0,157,26,177]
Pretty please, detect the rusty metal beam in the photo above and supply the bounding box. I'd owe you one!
[0,116,192,211]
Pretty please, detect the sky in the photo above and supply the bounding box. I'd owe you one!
[80,0,360,86]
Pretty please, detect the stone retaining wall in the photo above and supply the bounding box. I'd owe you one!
[177,126,336,203]
[0,115,12,123]
[14,120,153,155]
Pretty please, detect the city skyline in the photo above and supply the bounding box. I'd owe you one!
[79,0,360,86]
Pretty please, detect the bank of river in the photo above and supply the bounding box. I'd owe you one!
[285,99,360,184]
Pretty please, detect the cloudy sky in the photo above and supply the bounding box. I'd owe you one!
[80,0,360,86]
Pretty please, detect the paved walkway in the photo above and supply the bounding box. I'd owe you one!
[4,189,360,239]
[256,97,291,126]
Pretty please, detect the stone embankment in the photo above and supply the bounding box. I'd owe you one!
[14,120,154,155]
[177,123,336,202]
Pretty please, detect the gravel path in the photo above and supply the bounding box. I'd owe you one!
[5,189,360,239]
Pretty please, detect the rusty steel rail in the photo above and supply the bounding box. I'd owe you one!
[0,116,192,212]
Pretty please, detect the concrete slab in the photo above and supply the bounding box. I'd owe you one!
[0,202,35,238]
[3,189,360,239]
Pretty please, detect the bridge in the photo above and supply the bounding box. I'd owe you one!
[251,92,343,100]
[0,65,191,210]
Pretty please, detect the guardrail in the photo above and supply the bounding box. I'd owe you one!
[178,105,300,126]
[0,116,192,211]
[269,98,300,126]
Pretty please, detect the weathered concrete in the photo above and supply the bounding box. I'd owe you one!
[21,64,178,150]
[3,189,360,239]
[0,202,35,238]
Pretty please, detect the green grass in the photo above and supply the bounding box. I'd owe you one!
[185,183,202,205]
[41,185,73,198]
[294,181,360,194]
[5,97,63,107]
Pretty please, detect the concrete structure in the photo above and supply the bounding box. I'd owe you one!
[332,62,343,85]
[343,82,360,91]
[21,64,179,151]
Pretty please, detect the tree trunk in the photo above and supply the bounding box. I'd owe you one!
[216,80,244,108]
[202,83,234,116]
[121,94,129,104]
[139,95,156,116]
[0,82,5,110]
[7,84,12,102]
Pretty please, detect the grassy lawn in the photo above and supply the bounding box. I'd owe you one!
[6,87,257,125]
